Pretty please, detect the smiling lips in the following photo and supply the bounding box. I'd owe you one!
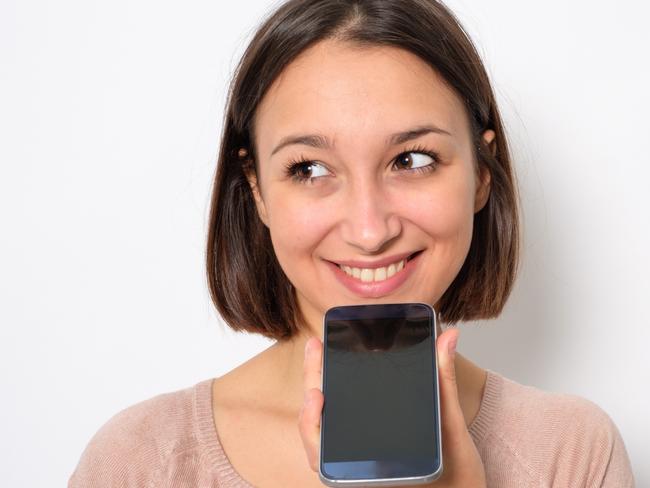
[327,251,422,298]
[338,258,406,283]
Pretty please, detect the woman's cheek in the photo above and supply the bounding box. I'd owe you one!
[400,184,473,239]
[267,195,334,262]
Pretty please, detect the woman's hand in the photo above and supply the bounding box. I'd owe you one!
[298,336,325,472]
[298,328,486,487]
[433,327,486,487]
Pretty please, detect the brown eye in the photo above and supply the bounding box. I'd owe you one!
[297,162,329,178]
[394,152,436,170]
[284,160,332,184]
[296,163,314,178]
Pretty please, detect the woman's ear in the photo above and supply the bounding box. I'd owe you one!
[244,166,270,227]
[474,129,496,213]
[482,128,497,157]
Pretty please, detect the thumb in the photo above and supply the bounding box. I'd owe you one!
[437,327,466,437]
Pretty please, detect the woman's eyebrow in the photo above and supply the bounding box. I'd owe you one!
[270,124,452,157]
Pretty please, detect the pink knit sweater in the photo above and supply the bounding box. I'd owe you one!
[68,370,635,487]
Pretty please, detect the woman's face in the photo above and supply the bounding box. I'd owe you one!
[248,40,495,333]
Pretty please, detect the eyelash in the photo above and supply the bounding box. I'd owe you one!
[283,144,441,184]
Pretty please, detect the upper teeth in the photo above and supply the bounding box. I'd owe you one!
[338,259,406,283]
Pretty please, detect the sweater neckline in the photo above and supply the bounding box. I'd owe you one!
[468,369,502,445]
[194,376,254,487]
[194,369,502,487]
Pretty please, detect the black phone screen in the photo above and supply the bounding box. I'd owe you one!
[320,303,441,482]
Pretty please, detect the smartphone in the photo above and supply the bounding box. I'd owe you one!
[319,303,443,487]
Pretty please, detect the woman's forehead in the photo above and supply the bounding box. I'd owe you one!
[253,40,470,158]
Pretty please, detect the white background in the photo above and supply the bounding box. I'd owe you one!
[1,0,648,485]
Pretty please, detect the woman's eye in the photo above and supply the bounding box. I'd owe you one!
[285,160,331,184]
[392,151,438,173]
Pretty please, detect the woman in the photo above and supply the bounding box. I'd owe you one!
[69,0,635,486]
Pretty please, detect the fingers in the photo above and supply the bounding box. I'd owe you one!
[298,387,324,471]
[436,327,487,485]
[303,337,322,393]
[299,337,324,471]
[436,327,466,440]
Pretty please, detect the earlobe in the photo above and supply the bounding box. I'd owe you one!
[244,168,269,227]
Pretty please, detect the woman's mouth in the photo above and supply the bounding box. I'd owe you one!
[325,250,424,298]
[336,251,422,283]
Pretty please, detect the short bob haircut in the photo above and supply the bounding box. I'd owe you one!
[206,0,520,340]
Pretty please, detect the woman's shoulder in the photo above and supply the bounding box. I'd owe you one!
[68,378,216,488]
[494,370,616,425]
[475,370,635,487]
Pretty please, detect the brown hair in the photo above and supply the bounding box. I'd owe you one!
[206,0,520,340]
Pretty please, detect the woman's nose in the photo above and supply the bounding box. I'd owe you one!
[339,180,402,253]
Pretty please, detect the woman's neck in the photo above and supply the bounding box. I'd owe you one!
[261,327,486,427]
